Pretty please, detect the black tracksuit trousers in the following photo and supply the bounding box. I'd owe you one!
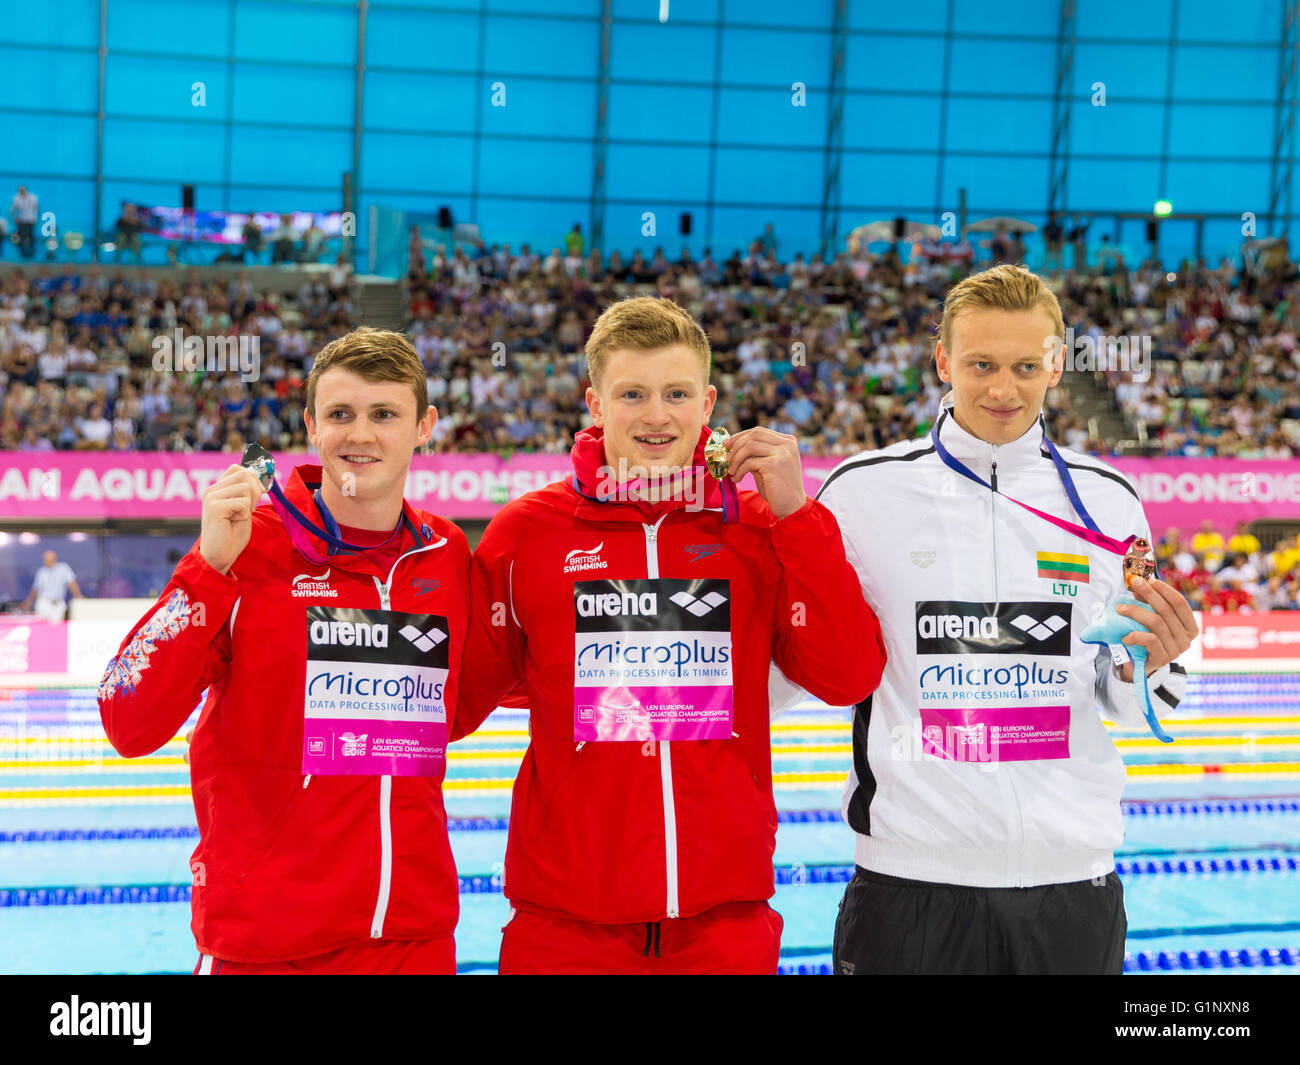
[833,867,1127,975]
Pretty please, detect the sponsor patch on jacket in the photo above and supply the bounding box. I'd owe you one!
[302,606,449,777]
[573,577,733,742]
[919,705,1071,762]
[915,601,1072,657]
[292,568,338,599]
[1036,551,1089,583]
[564,543,607,574]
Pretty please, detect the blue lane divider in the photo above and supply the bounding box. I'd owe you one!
[11,800,1298,845]
[10,806,1300,847]
[1124,948,1300,972]
[1115,856,1300,875]
[1122,843,1300,860]
[0,827,201,844]
[7,851,1296,907]
[1123,800,1300,817]
[0,884,193,906]
[0,810,843,844]
[0,878,506,905]
[1,865,834,905]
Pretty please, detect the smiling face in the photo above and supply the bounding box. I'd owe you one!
[585,344,716,477]
[304,367,435,521]
[935,307,1063,445]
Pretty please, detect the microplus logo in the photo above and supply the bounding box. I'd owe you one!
[50,997,151,1045]
[915,601,1073,657]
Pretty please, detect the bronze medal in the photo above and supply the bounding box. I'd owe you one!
[1123,536,1156,590]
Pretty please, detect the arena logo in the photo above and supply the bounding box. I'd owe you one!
[309,618,389,647]
[151,329,260,383]
[576,590,658,618]
[1043,328,1150,382]
[914,601,1073,657]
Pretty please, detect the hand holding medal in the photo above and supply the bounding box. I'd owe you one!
[198,445,274,575]
[708,425,807,520]
[1080,537,1198,743]
[704,426,731,479]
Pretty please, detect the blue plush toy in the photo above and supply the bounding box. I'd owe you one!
[1080,593,1173,744]
[1079,537,1173,744]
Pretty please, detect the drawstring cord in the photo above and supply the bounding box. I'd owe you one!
[642,921,662,958]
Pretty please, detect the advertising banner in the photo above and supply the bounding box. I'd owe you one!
[2,452,1299,529]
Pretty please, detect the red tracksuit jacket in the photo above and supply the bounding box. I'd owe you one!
[97,464,470,963]
[454,426,886,925]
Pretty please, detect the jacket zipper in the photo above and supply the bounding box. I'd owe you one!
[643,513,678,919]
[988,443,1026,874]
[367,537,445,940]
[989,446,1000,610]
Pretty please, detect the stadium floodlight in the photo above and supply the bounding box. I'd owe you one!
[1154,200,1173,217]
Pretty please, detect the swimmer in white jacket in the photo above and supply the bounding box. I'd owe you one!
[773,264,1197,975]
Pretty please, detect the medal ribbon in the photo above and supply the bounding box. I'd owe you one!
[930,420,1137,558]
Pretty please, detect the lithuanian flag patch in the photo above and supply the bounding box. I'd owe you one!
[1037,551,1090,583]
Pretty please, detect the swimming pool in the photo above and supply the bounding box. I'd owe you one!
[2,673,1298,975]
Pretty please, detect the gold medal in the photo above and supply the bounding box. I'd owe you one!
[704,426,731,479]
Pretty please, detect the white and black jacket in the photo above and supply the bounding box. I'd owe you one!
[772,395,1187,888]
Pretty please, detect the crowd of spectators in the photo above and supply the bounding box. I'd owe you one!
[1156,520,1300,614]
[0,264,354,452]
[1052,255,1300,458]
[3,231,1300,463]
[400,234,1300,459]
[402,236,1084,455]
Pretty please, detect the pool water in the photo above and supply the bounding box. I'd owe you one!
[2,674,1298,975]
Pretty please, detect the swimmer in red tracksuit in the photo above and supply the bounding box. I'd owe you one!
[453,297,886,974]
[97,329,469,975]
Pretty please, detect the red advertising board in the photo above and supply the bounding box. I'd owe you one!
[1199,612,1300,660]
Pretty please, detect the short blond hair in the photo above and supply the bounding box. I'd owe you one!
[585,296,711,388]
[305,326,428,421]
[937,264,1065,353]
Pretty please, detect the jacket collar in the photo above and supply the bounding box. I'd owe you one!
[273,463,441,568]
[933,391,1051,475]
[568,425,736,524]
